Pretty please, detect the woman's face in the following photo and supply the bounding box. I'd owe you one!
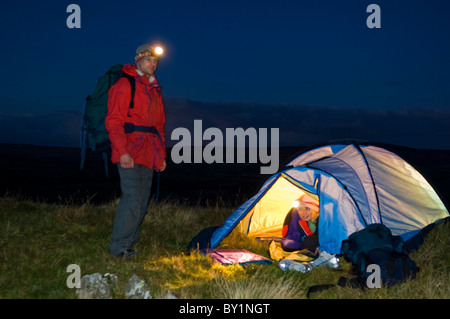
[298,205,313,221]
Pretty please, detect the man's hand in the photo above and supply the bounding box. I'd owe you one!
[159,160,167,172]
[120,153,134,169]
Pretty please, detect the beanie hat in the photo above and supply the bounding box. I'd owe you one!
[295,194,319,220]
[298,194,320,219]
[135,44,159,65]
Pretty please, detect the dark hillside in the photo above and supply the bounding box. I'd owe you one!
[0,143,449,209]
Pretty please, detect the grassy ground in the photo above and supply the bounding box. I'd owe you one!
[0,195,449,299]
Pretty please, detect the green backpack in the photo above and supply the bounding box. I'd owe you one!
[80,64,135,177]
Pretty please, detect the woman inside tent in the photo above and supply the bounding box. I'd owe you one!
[281,194,320,253]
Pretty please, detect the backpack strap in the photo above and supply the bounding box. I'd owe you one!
[119,72,136,115]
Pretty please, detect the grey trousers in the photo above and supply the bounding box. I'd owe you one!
[108,164,153,255]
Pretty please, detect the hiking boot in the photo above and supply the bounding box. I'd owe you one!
[308,250,340,269]
[124,248,140,259]
[278,259,312,273]
[111,249,140,260]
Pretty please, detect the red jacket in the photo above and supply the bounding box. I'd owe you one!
[105,64,166,170]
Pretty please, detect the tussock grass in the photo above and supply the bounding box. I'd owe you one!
[0,195,449,299]
[212,271,306,299]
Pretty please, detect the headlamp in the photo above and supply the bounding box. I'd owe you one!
[135,46,164,63]
[154,46,164,55]
[292,200,300,208]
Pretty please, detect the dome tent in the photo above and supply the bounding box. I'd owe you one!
[209,142,449,254]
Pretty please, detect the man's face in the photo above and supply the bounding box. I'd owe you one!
[138,56,158,76]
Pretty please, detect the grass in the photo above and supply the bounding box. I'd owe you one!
[0,195,449,299]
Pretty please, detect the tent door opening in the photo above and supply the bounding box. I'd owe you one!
[238,174,319,241]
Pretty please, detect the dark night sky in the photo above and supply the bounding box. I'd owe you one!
[0,0,449,149]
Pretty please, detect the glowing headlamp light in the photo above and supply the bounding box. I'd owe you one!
[154,46,164,55]
[292,200,300,208]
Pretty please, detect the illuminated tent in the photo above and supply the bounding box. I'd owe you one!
[210,143,449,254]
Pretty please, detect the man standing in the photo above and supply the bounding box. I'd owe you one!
[105,44,167,259]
